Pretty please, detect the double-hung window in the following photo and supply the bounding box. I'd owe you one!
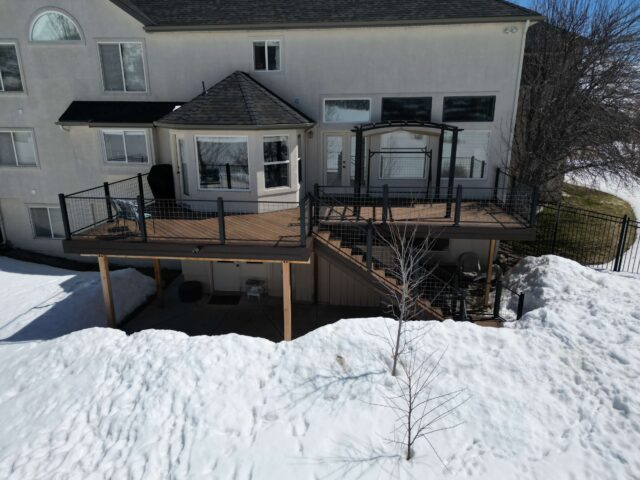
[0,130,37,166]
[29,207,64,239]
[98,42,146,92]
[0,43,24,92]
[263,136,289,189]
[253,40,280,71]
[102,130,149,164]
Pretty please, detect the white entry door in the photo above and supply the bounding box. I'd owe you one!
[324,133,359,187]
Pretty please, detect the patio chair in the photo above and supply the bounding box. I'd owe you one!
[110,198,154,235]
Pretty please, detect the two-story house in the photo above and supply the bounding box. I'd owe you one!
[0,0,542,338]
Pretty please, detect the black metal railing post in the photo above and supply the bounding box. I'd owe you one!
[313,184,320,226]
[529,187,540,227]
[217,197,226,245]
[614,215,630,272]
[382,184,389,223]
[137,195,147,241]
[454,185,463,226]
[299,198,306,247]
[469,156,475,179]
[137,173,144,201]
[493,280,502,319]
[480,160,485,179]
[493,168,501,203]
[104,182,113,222]
[516,293,525,320]
[58,193,72,240]
[366,219,373,272]
[225,163,232,189]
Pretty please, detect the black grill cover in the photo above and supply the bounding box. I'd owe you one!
[148,164,175,200]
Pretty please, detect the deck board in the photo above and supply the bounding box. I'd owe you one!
[71,201,528,248]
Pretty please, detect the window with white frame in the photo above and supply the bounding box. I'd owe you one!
[253,40,280,71]
[29,207,64,239]
[98,42,146,92]
[30,11,82,42]
[0,130,37,166]
[0,43,24,92]
[101,130,149,164]
[196,136,249,190]
[263,135,289,189]
[323,99,371,123]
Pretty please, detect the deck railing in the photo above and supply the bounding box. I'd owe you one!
[59,174,312,247]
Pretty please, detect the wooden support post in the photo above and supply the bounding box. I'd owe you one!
[98,255,116,328]
[484,239,496,307]
[153,258,164,308]
[282,261,292,341]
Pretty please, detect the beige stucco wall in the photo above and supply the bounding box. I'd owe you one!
[0,0,529,258]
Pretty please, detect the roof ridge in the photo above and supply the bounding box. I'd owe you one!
[235,72,258,125]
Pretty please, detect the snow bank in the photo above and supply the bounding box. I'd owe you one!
[0,256,155,341]
[0,255,638,479]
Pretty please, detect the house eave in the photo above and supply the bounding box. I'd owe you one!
[154,122,315,130]
[142,16,544,33]
[56,121,156,128]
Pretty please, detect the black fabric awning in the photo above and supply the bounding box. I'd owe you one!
[57,101,183,127]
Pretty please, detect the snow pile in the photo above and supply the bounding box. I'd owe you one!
[0,256,639,479]
[0,257,155,341]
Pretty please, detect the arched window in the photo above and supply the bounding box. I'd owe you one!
[30,11,82,42]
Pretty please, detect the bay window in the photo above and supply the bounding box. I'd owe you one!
[197,136,249,190]
[263,135,289,189]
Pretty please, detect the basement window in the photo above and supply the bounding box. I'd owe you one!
[29,207,64,239]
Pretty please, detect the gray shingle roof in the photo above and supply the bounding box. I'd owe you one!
[111,0,542,30]
[155,71,314,129]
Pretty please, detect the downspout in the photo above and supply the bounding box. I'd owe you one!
[505,19,531,172]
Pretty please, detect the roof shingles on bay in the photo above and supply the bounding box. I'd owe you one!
[110,0,543,30]
[155,71,314,129]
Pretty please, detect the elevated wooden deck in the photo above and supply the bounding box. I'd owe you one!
[63,199,533,260]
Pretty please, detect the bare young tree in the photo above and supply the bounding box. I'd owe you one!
[511,0,640,188]
[385,348,468,462]
[375,223,438,376]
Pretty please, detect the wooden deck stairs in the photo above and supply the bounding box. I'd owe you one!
[312,229,445,320]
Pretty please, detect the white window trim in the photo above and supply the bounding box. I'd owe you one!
[0,41,26,94]
[0,128,38,167]
[194,135,251,192]
[97,41,148,93]
[29,8,84,44]
[252,39,281,72]
[262,134,291,190]
[322,98,372,124]
[28,206,63,239]
[101,129,151,165]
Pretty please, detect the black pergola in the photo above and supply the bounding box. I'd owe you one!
[350,120,463,203]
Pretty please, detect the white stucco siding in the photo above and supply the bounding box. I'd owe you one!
[0,0,529,257]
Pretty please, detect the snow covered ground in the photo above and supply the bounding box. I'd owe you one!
[0,257,155,341]
[0,255,638,479]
